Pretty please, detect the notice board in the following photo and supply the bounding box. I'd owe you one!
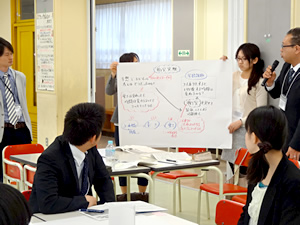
[118,60,233,148]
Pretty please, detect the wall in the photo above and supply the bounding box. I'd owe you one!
[0,1,11,41]
[291,0,300,27]
[194,0,228,60]
[172,0,194,61]
[37,0,89,146]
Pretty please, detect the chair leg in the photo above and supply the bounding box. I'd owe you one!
[178,179,182,212]
[173,179,177,215]
[206,191,210,219]
[197,189,202,225]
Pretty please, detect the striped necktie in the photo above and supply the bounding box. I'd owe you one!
[80,154,89,196]
[3,73,18,125]
[288,68,295,84]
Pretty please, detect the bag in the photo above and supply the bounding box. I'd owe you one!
[116,192,149,202]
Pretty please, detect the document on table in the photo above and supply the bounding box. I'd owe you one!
[92,201,167,214]
[152,152,192,164]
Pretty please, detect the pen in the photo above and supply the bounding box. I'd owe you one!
[79,208,105,213]
[158,160,176,164]
[32,215,47,222]
[166,159,177,163]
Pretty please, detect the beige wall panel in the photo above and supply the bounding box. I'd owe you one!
[291,0,300,27]
[0,1,11,41]
[37,93,57,147]
[37,0,89,144]
[194,0,227,60]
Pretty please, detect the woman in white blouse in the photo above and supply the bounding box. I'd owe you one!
[221,43,268,176]
[238,106,300,225]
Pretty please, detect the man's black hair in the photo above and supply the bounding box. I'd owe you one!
[63,103,105,146]
[0,37,14,56]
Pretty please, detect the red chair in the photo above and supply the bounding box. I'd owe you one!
[153,147,207,215]
[23,164,37,190]
[215,199,244,225]
[289,158,300,169]
[197,148,250,224]
[232,195,247,204]
[22,190,32,201]
[2,144,44,191]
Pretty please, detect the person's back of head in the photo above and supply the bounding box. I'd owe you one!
[63,103,105,146]
[0,37,14,56]
[245,105,288,184]
[0,183,31,225]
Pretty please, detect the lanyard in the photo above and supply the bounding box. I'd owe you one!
[0,76,16,102]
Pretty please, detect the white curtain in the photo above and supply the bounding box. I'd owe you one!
[95,0,172,69]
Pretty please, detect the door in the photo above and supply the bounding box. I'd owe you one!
[12,0,37,143]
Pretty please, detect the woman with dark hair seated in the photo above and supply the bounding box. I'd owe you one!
[238,106,300,224]
[0,183,32,225]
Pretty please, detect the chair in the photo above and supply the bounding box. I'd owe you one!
[2,144,44,191]
[23,164,36,190]
[153,147,207,215]
[22,190,32,201]
[215,199,244,225]
[232,195,247,205]
[197,148,250,224]
[289,158,300,169]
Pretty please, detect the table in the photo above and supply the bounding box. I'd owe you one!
[31,201,198,225]
[10,152,220,203]
[10,153,40,167]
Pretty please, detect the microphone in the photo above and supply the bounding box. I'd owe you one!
[261,60,279,86]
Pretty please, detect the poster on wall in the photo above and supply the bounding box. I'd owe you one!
[36,12,54,91]
[118,60,233,148]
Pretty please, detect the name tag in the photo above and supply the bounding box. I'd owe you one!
[279,94,287,111]
[15,103,22,119]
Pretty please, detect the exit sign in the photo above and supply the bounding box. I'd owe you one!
[178,50,190,57]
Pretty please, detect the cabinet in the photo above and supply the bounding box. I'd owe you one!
[103,108,115,133]
[247,0,290,106]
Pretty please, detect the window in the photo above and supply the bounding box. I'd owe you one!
[95,0,172,69]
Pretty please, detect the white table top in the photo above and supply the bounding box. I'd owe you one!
[30,201,197,225]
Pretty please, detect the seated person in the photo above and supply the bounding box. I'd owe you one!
[0,183,32,225]
[29,103,115,214]
[238,106,300,224]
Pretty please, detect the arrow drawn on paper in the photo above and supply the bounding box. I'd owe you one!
[155,87,182,112]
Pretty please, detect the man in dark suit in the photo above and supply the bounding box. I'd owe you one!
[29,103,115,214]
[263,27,300,160]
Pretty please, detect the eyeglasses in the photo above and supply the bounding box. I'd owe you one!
[236,57,247,62]
[281,44,295,48]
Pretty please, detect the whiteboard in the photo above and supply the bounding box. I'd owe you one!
[118,60,233,148]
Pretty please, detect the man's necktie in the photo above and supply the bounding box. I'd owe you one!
[80,154,89,196]
[288,68,295,84]
[3,73,18,125]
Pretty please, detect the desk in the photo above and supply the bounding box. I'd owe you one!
[31,202,197,225]
[10,153,40,167]
[10,153,154,202]
[10,153,220,204]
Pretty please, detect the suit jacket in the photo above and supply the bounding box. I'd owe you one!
[29,135,115,214]
[267,63,300,151]
[238,155,300,225]
[0,69,32,141]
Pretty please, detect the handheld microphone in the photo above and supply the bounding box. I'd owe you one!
[261,60,279,86]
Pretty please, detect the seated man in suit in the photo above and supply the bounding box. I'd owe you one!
[29,103,115,214]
